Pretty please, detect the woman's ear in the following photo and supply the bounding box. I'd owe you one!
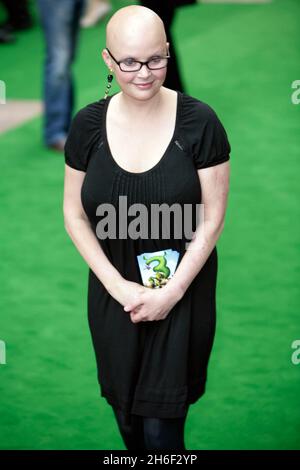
[101,48,112,68]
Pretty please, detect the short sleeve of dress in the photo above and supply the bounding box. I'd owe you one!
[64,108,90,171]
[192,104,231,170]
[64,101,103,172]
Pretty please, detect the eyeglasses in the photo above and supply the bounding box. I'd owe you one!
[105,47,171,72]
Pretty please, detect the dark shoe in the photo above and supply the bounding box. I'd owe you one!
[12,19,33,31]
[0,27,16,44]
[47,139,66,152]
[0,21,13,32]
[0,18,33,32]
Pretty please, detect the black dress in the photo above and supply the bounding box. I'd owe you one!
[64,90,231,419]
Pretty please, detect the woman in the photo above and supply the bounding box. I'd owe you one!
[63,5,231,451]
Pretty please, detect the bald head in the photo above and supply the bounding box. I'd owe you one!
[106,5,167,58]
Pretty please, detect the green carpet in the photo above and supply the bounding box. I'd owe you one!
[0,0,299,450]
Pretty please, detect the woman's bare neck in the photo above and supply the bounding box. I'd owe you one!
[111,87,174,123]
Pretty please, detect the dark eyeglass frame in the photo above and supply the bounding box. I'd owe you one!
[105,47,171,72]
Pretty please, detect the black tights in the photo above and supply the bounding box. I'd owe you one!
[112,406,187,451]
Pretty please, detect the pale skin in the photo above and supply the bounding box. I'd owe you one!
[63,5,230,324]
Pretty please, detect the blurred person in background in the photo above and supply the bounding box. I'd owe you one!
[141,0,196,92]
[37,0,85,151]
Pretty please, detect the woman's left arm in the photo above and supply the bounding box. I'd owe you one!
[165,160,230,298]
[124,160,230,322]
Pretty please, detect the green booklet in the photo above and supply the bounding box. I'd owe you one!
[137,249,180,289]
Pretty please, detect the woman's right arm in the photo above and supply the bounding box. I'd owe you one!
[63,164,146,306]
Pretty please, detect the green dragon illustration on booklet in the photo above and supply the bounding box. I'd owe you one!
[137,249,180,289]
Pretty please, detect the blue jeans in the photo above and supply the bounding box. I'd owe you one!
[37,0,85,145]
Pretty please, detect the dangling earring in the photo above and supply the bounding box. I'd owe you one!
[104,69,114,99]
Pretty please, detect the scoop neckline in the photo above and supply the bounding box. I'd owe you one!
[102,90,182,177]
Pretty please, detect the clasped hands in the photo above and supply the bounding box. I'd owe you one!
[113,278,183,323]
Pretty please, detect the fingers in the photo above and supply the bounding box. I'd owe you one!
[129,306,146,323]
[130,313,145,323]
[124,301,141,312]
